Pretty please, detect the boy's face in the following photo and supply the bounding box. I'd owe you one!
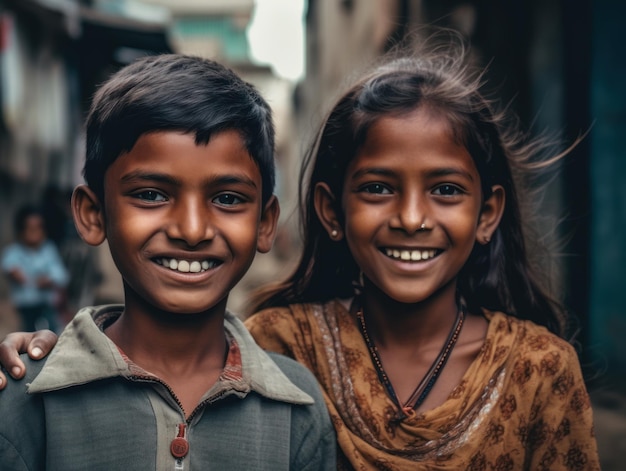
[21,214,46,248]
[84,130,277,315]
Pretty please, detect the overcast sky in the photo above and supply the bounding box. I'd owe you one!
[247,0,306,81]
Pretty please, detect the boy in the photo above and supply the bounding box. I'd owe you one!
[0,54,335,470]
[1,205,68,332]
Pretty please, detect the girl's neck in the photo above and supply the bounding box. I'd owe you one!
[357,283,460,348]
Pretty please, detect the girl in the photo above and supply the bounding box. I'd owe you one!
[0,41,599,470]
[245,41,599,469]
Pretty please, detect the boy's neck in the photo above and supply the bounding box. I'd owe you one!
[104,294,229,379]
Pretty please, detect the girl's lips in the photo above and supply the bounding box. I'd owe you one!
[381,248,440,262]
[153,257,222,273]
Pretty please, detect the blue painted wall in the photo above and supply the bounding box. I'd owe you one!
[589,0,626,380]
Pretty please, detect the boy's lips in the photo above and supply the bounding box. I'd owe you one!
[380,247,441,262]
[153,256,223,274]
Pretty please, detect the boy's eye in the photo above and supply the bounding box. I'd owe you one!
[432,184,463,196]
[213,193,244,206]
[134,190,167,202]
[361,183,391,194]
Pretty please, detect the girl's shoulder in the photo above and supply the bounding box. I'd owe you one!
[247,299,341,325]
[483,310,581,371]
[245,300,342,360]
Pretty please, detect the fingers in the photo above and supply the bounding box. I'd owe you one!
[0,329,59,382]
[27,330,58,360]
[0,332,30,385]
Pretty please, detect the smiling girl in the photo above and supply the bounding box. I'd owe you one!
[244,40,600,469]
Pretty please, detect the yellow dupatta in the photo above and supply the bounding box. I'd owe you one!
[245,300,599,470]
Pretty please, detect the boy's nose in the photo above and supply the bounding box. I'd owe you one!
[167,198,215,246]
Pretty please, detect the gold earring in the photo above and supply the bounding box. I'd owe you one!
[331,229,338,238]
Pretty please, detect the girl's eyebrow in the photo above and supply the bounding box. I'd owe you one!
[119,171,258,189]
[350,166,475,182]
[350,167,396,179]
[427,167,476,182]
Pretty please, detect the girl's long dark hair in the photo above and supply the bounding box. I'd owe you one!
[251,34,570,337]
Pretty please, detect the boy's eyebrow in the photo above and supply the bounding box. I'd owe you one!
[350,166,475,181]
[119,171,259,188]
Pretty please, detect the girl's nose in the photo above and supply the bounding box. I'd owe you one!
[167,197,215,246]
[390,194,427,234]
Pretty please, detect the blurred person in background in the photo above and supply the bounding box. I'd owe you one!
[1,205,69,332]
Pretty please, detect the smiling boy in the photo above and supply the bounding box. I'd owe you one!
[0,54,335,470]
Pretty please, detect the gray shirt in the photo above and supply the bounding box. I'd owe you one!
[0,305,336,470]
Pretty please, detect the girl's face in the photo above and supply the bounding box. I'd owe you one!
[319,107,503,306]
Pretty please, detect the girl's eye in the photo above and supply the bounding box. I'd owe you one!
[213,193,244,206]
[134,190,167,202]
[433,184,463,196]
[361,183,391,195]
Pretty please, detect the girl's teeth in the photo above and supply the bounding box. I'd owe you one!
[385,249,436,261]
[158,258,215,273]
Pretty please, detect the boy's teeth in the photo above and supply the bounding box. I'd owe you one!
[158,258,216,273]
[385,248,436,261]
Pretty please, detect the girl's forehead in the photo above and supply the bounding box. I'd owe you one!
[353,109,471,165]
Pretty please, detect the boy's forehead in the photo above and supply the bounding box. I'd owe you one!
[24,215,44,228]
[107,130,262,186]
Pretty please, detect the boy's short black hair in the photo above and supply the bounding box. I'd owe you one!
[84,54,276,204]
[14,205,44,236]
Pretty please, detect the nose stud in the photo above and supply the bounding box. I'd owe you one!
[418,223,427,231]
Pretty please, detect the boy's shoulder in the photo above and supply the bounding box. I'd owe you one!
[265,351,321,397]
[225,310,320,404]
[0,355,47,470]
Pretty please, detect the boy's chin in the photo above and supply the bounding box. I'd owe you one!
[143,295,228,319]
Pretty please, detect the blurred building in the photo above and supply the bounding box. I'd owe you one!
[0,0,171,227]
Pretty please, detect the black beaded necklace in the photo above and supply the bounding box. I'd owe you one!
[356,305,465,415]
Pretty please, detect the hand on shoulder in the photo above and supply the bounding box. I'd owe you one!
[0,330,57,389]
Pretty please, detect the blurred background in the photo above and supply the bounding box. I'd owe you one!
[0,0,623,466]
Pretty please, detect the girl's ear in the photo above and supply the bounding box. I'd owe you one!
[477,185,505,245]
[72,184,106,246]
[256,195,280,254]
[314,182,343,240]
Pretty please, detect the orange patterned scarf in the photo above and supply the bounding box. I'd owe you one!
[245,300,599,470]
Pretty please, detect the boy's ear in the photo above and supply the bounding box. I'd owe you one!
[314,182,343,240]
[477,185,505,245]
[256,195,280,254]
[72,184,106,246]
